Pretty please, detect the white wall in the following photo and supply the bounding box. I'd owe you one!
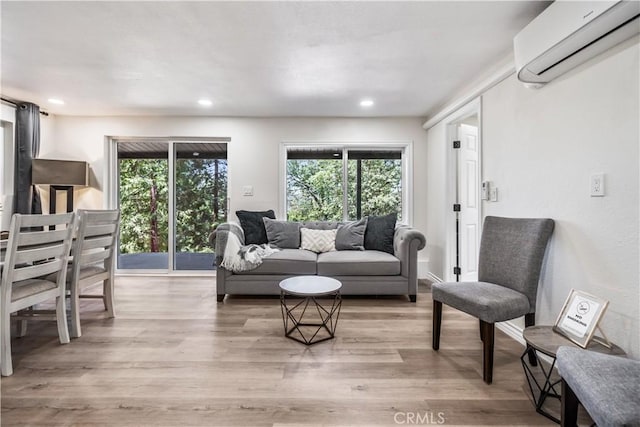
[50,116,430,274]
[425,37,640,357]
[425,121,447,281]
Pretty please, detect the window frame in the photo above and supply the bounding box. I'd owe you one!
[279,141,412,225]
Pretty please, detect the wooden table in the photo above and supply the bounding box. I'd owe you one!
[521,325,625,423]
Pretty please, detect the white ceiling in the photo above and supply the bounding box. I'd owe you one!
[1,1,550,117]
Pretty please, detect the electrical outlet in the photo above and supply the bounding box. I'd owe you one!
[590,174,605,197]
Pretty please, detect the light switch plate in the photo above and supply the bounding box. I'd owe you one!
[242,185,254,196]
[489,187,498,202]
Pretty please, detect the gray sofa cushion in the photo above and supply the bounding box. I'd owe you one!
[431,281,530,323]
[241,249,317,275]
[236,210,276,244]
[263,218,301,249]
[335,218,367,251]
[557,347,640,427]
[364,213,396,254]
[317,250,400,276]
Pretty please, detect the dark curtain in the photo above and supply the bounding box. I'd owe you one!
[14,102,42,214]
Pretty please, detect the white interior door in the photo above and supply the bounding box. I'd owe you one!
[457,123,480,281]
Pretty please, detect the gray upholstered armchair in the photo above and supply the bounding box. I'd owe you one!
[431,216,555,384]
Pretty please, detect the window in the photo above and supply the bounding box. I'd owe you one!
[284,144,409,223]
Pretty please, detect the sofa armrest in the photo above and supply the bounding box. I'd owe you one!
[214,222,244,302]
[213,222,245,265]
[394,226,426,300]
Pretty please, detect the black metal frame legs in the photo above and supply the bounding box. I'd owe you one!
[280,291,342,345]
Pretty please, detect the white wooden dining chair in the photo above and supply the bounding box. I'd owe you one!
[0,213,75,376]
[66,209,120,338]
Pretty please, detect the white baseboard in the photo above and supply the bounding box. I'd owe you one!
[425,271,443,284]
[498,321,556,365]
[496,321,525,347]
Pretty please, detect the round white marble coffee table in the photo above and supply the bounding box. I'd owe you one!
[279,276,342,345]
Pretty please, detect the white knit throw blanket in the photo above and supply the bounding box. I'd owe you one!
[220,232,279,273]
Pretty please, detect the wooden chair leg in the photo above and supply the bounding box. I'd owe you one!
[104,275,116,318]
[480,320,494,384]
[70,284,82,339]
[56,295,70,345]
[432,300,442,350]
[479,319,485,342]
[525,313,537,366]
[561,379,579,427]
[1,306,13,376]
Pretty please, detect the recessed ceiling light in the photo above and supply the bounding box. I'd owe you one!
[48,98,65,105]
[360,99,374,107]
[198,99,212,106]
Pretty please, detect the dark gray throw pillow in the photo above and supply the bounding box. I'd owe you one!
[236,209,276,244]
[364,213,397,254]
[335,218,367,250]
[263,218,301,249]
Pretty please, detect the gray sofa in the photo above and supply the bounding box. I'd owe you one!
[213,221,426,302]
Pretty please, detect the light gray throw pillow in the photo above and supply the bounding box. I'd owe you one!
[335,217,368,251]
[263,218,301,249]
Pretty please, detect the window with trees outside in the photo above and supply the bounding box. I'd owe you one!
[285,145,408,222]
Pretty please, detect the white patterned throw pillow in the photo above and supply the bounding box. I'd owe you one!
[300,228,337,253]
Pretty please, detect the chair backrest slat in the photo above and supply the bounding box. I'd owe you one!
[16,229,69,246]
[12,259,65,282]
[14,243,67,265]
[80,249,110,265]
[84,223,118,238]
[15,213,74,228]
[82,211,119,222]
[478,216,555,311]
[82,235,116,251]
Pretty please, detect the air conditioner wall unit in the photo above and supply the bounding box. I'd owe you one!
[514,0,640,88]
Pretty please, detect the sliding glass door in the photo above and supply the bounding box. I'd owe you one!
[117,141,169,270]
[173,142,227,270]
[115,139,227,272]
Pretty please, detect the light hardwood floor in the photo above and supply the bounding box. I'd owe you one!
[1,276,568,426]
